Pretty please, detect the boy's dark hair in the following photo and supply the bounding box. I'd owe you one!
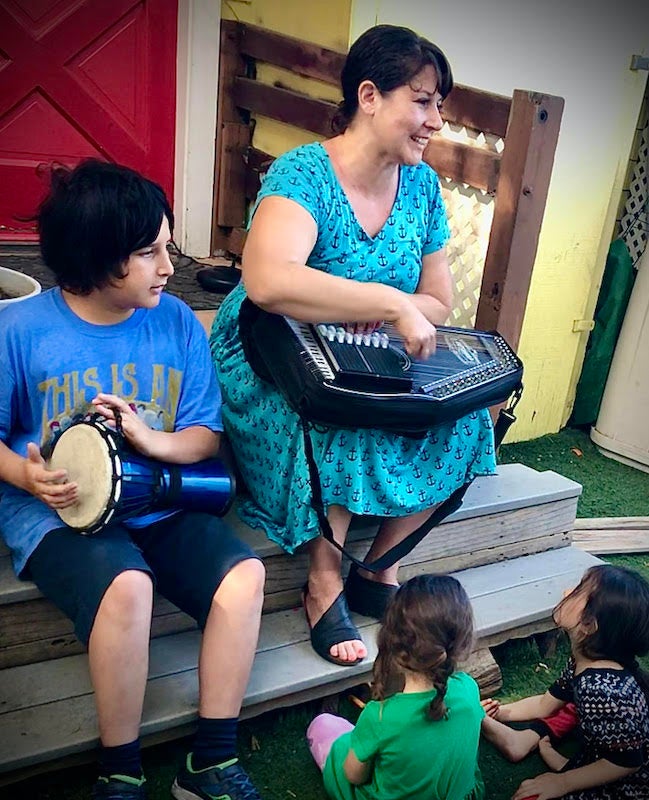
[333,24,453,134]
[37,159,174,295]
[556,564,649,700]
[372,573,474,721]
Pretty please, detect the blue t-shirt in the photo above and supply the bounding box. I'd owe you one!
[0,288,222,575]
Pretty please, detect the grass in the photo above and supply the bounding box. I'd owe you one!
[9,426,649,799]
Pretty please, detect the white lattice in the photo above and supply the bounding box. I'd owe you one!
[620,124,648,267]
[437,123,501,327]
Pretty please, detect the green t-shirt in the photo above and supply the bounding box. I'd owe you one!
[323,672,485,800]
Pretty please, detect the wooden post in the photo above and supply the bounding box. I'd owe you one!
[211,20,249,254]
[476,91,564,349]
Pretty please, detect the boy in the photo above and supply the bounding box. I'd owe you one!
[0,160,265,800]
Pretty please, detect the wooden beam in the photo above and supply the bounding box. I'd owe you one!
[215,122,251,228]
[232,19,345,86]
[233,77,337,138]
[211,20,248,254]
[442,84,511,139]
[424,138,500,193]
[475,91,564,348]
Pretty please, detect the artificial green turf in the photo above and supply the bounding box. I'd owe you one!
[499,426,649,518]
[10,427,649,799]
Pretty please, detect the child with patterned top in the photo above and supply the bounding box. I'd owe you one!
[306,574,486,800]
[481,565,649,800]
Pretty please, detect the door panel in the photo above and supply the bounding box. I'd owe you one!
[0,0,178,240]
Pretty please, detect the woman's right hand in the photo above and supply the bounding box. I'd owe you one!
[394,300,437,360]
[22,442,78,509]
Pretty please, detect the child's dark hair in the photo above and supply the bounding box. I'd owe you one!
[37,159,174,295]
[333,24,453,134]
[372,574,474,721]
[555,564,649,699]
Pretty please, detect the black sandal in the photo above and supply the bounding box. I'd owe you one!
[302,583,365,667]
[345,565,399,620]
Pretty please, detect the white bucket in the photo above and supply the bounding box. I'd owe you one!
[0,266,42,310]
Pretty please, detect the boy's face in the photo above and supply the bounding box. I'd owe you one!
[102,216,173,312]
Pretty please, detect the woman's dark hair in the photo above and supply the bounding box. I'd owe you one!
[372,573,474,721]
[555,564,649,701]
[333,24,453,134]
[37,159,174,295]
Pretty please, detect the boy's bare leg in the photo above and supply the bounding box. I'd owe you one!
[198,558,265,717]
[481,716,541,763]
[88,570,154,745]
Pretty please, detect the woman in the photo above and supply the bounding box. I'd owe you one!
[210,24,496,667]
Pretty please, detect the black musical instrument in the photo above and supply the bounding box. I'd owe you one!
[239,298,523,434]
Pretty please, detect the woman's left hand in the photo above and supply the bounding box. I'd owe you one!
[91,393,155,456]
[512,772,567,800]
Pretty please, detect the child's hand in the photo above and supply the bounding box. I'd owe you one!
[481,697,501,719]
[512,771,567,800]
[91,393,155,456]
[538,736,568,772]
[23,442,78,508]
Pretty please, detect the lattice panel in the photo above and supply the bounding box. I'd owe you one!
[620,123,648,267]
[438,122,500,328]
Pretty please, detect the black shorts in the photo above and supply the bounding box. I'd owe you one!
[27,512,259,645]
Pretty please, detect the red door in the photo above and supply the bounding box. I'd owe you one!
[0,0,178,241]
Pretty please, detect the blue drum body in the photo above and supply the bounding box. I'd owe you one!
[47,419,235,534]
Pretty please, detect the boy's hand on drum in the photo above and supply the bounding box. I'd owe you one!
[92,393,155,456]
[24,442,78,508]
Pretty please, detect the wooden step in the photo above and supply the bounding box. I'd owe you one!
[0,546,601,780]
[0,464,581,668]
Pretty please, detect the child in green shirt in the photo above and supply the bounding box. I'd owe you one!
[306,574,486,800]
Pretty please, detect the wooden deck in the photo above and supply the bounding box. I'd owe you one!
[0,462,601,783]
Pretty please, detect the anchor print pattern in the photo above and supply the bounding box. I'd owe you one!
[210,143,497,553]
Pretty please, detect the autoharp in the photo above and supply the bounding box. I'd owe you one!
[238,299,523,434]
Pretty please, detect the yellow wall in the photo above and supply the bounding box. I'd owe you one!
[221,0,350,155]
[351,0,649,440]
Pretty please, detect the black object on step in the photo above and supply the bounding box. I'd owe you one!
[196,266,241,295]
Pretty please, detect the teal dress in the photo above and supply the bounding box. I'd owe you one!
[210,143,496,553]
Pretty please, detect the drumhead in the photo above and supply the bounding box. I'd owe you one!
[47,423,120,531]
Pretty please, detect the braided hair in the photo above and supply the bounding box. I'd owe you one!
[372,574,474,721]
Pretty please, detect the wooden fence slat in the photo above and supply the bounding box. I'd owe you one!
[442,84,511,139]
[424,138,501,193]
[233,77,337,138]
[234,19,345,86]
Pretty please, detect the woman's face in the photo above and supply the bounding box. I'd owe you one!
[371,65,444,165]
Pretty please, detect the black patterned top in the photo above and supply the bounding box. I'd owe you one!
[548,658,649,799]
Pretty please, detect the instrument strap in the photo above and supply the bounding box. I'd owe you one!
[301,385,522,574]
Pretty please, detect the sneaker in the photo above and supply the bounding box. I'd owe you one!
[171,754,261,800]
[92,774,147,799]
